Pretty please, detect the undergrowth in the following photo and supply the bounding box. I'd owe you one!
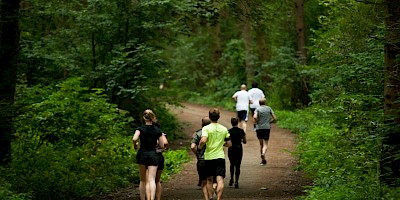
[276,109,400,199]
[0,78,190,199]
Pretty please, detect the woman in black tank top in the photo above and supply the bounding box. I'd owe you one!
[132,110,166,200]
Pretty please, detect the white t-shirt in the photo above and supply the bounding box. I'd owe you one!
[232,90,252,111]
[248,88,265,109]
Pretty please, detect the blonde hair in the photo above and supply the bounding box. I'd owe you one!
[143,109,156,123]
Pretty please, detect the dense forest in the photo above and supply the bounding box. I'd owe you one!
[0,0,399,199]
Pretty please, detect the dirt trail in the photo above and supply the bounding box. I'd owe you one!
[161,103,309,200]
[91,103,310,200]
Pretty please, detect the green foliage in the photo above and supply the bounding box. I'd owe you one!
[6,77,132,198]
[151,105,183,140]
[161,149,191,180]
[8,137,136,199]
[10,0,397,198]
[276,108,392,199]
[14,77,128,146]
[278,2,395,197]
[1,77,190,199]
[262,47,309,110]
[18,0,194,117]
[309,44,384,106]
[167,34,217,93]
[0,176,31,200]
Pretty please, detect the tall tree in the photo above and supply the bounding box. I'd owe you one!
[0,0,21,165]
[212,20,223,75]
[295,0,307,64]
[239,0,254,86]
[381,0,400,185]
[255,24,272,84]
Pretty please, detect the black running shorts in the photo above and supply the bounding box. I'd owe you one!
[256,129,271,140]
[205,158,226,178]
[197,159,207,181]
[237,110,247,121]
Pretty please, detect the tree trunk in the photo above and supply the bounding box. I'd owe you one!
[255,24,272,85]
[0,0,21,165]
[212,22,222,76]
[239,0,254,86]
[294,0,311,107]
[255,25,269,63]
[381,0,400,186]
[295,0,307,64]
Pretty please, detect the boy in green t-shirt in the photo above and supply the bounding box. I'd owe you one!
[199,108,232,200]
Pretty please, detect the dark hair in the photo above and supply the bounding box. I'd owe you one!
[231,117,239,126]
[209,108,220,122]
[252,82,258,88]
[202,116,211,127]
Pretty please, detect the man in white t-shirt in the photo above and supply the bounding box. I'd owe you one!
[248,82,265,130]
[232,84,253,132]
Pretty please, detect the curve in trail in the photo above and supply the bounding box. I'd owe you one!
[161,103,309,200]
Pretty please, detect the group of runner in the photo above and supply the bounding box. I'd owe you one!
[190,83,277,200]
[233,83,277,165]
[131,83,276,200]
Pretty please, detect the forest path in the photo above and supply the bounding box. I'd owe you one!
[92,103,310,200]
[160,103,309,200]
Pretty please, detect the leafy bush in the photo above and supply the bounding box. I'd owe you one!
[5,78,131,198]
[2,77,191,199]
[0,175,31,200]
[14,77,128,146]
[276,108,399,199]
[161,149,191,180]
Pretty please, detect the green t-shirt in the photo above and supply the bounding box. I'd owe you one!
[201,122,230,160]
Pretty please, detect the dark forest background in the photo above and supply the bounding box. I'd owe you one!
[0,0,399,199]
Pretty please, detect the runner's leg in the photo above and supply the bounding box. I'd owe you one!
[262,139,268,164]
[147,166,158,200]
[206,176,214,199]
[138,165,147,200]
[229,162,234,186]
[215,176,224,200]
[235,162,241,185]
[155,169,162,200]
[242,121,247,133]
[258,139,263,155]
[200,179,209,200]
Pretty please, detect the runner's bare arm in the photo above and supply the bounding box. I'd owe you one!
[224,140,232,147]
[253,111,258,123]
[161,133,168,150]
[190,142,197,155]
[132,130,140,150]
[271,113,277,123]
[199,136,207,149]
